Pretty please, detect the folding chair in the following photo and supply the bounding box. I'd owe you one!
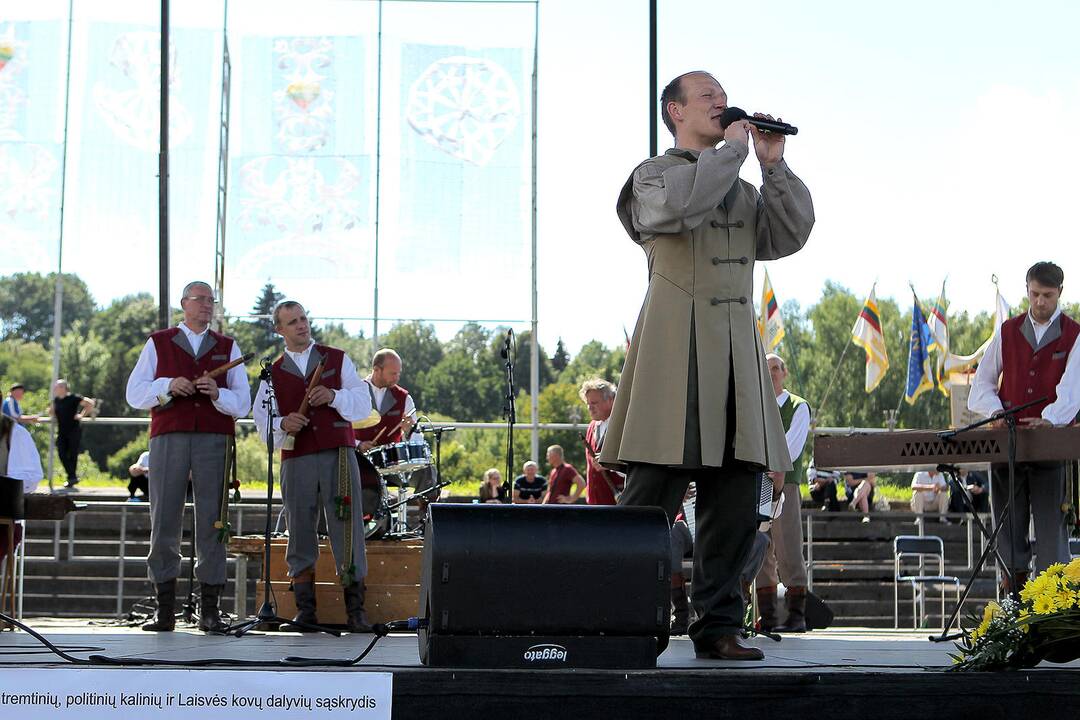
[894,535,961,631]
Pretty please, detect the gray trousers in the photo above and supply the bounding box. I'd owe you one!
[280,448,367,581]
[621,461,758,646]
[990,460,1070,574]
[757,484,808,588]
[147,432,228,586]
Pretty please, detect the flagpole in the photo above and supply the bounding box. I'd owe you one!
[815,335,853,423]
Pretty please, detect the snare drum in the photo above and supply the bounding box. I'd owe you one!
[397,436,432,471]
[365,442,411,476]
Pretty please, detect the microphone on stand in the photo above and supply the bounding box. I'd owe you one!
[719,107,798,135]
[500,328,514,359]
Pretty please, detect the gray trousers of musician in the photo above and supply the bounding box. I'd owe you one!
[990,460,1070,574]
[280,448,367,581]
[147,432,228,586]
[621,462,758,645]
[757,484,808,588]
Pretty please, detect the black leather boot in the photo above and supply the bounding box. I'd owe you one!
[141,579,177,631]
[670,573,690,635]
[344,582,373,633]
[291,581,319,631]
[198,583,229,633]
[775,586,808,633]
[756,586,780,632]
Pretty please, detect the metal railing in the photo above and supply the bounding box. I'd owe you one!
[17,499,282,619]
[804,509,990,592]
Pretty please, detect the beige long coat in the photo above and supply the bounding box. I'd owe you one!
[599,143,814,471]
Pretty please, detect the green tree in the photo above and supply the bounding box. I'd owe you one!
[379,321,444,411]
[552,338,570,374]
[230,282,285,362]
[0,339,52,392]
[492,328,554,392]
[315,323,372,372]
[422,349,503,422]
[0,272,95,344]
[559,340,623,386]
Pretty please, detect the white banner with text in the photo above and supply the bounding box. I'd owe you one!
[0,668,392,719]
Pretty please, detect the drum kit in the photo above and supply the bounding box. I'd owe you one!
[359,431,448,540]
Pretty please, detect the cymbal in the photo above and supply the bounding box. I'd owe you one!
[353,408,382,430]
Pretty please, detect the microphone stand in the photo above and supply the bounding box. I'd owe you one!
[228,361,339,637]
[929,395,1046,642]
[500,332,516,500]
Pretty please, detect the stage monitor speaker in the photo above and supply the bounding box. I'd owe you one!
[418,503,671,669]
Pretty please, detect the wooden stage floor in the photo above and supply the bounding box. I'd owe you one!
[2,620,1078,719]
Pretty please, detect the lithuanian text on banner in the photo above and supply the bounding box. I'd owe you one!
[0,668,391,719]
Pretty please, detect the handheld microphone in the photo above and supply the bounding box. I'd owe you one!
[719,107,798,135]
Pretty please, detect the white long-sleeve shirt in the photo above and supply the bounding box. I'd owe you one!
[370,383,417,421]
[776,390,811,461]
[252,342,372,449]
[968,309,1080,426]
[125,323,251,418]
[4,423,44,492]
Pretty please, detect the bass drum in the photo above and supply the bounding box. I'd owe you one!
[361,480,390,540]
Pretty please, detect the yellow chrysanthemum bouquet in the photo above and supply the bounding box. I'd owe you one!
[952,558,1080,670]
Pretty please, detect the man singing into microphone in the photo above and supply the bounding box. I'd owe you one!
[600,71,814,660]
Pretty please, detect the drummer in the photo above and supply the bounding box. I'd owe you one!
[355,348,418,459]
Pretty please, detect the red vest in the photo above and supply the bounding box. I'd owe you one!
[149,327,237,438]
[355,384,409,444]
[585,420,623,506]
[999,312,1080,420]
[272,345,355,460]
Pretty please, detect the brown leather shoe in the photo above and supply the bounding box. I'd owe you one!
[695,635,765,661]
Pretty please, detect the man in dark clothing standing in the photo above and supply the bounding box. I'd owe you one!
[49,379,95,489]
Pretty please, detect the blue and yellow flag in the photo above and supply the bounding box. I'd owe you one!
[905,293,935,404]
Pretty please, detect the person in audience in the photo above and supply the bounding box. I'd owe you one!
[910,468,949,519]
[542,445,585,504]
[843,472,876,515]
[2,383,39,425]
[512,461,546,504]
[127,450,151,502]
[0,415,43,566]
[807,463,843,511]
[948,469,990,514]
[49,379,96,490]
[478,468,507,503]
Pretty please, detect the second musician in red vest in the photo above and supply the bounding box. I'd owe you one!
[252,301,374,632]
[355,349,418,452]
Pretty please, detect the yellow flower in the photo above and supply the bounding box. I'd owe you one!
[1064,558,1080,584]
[1033,594,1055,615]
[1046,562,1067,577]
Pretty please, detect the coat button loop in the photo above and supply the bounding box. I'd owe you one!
[710,220,721,228]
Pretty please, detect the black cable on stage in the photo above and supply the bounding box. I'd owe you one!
[0,612,92,664]
[0,610,413,668]
[282,618,426,666]
[0,644,104,655]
